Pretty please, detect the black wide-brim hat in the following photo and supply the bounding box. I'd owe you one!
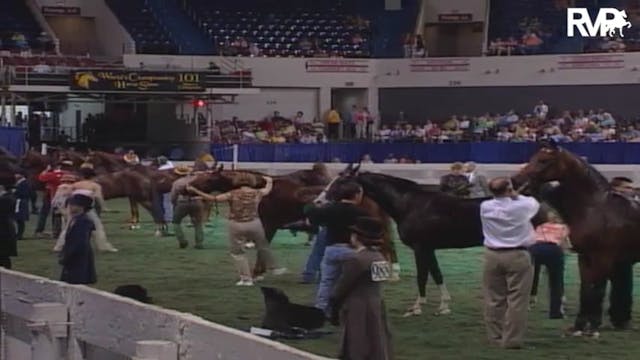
[348,216,384,241]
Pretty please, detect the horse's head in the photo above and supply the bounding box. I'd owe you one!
[313,163,361,206]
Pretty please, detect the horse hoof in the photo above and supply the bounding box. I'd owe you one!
[402,308,422,317]
[434,308,451,316]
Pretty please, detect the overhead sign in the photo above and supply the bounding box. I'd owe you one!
[42,6,81,16]
[438,13,473,22]
[410,58,470,72]
[69,70,206,92]
[305,59,370,73]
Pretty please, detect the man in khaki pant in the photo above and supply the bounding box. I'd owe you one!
[480,177,539,349]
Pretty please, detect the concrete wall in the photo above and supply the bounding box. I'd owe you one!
[0,269,331,360]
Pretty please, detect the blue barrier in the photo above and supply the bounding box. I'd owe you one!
[0,127,26,157]
[211,142,640,164]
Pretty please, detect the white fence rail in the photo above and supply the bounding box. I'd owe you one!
[0,269,331,360]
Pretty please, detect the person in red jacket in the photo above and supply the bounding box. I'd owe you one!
[35,160,74,238]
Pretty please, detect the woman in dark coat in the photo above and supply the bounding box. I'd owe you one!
[330,216,393,360]
[59,193,97,285]
[0,184,17,269]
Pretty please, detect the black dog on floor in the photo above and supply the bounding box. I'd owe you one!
[260,287,325,332]
[114,284,153,304]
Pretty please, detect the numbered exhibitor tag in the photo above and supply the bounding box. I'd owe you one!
[370,261,391,282]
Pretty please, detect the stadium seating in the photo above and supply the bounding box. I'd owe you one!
[106,0,179,55]
[0,0,46,52]
[184,0,372,57]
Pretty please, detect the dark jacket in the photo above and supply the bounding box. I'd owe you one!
[60,213,96,284]
[304,202,369,246]
[0,191,17,257]
[13,178,30,221]
[440,173,471,197]
[330,248,393,360]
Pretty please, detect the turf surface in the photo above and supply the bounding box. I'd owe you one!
[11,199,640,359]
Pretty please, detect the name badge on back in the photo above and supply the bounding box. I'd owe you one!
[370,261,391,282]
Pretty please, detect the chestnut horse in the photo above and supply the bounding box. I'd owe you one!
[512,142,640,335]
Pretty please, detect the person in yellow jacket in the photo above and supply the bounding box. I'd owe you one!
[326,108,342,140]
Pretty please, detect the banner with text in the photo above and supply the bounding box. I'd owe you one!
[69,70,205,92]
[557,54,625,70]
[410,58,470,72]
[304,59,370,73]
[42,6,81,16]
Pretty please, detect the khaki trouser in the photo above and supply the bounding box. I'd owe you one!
[483,248,533,348]
[173,199,205,247]
[54,208,117,252]
[228,218,276,279]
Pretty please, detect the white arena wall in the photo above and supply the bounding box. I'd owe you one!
[0,269,331,360]
[176,162,640,185]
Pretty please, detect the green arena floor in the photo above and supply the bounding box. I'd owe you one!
[11,199,640,359]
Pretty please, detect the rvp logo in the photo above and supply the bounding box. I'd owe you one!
[567,8,631,37]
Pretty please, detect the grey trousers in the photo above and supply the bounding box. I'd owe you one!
[483,248,533,348]
[228,218,277,279]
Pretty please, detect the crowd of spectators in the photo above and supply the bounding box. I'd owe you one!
[373,101,640,144]
[402,33,426,58]
[0,31,55,54]
[212,111,327,144]
[488,17,550,56]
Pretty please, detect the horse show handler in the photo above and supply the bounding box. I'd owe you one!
[329,216,393,360]
[59,193,97,285]
[170,166,205,249]
[480,177,539,349]
[0,184,17,269]
[304,179,369,315]
[187,173,286,286]
[529,210,569,319]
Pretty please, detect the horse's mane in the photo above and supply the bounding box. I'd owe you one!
[561,149,611,191]
[358,172,430,193]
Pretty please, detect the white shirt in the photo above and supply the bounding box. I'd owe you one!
[480,195,540,249]
[159,161,175,170]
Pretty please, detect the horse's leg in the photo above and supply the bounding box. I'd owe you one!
[607,261,634,329]
[426,250,451,315]
[529,262,542,307]
[404,247,430,317]
[573,254,608,336]
[129,198,140,229]
[252,224,277,278]
[380,226,400,281]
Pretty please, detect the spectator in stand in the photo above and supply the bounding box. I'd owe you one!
[413,35,426,57]
[377,125,391,143]
[521,31,543,54]
[534,101,549,120]
[355,108,367,139]
[326,108,342,140]
[361,154,374,164]
[403,33,413,58]
[293,111,306,125]
[384,154,398,164]
[12,32,28,50]
[249,42,261,57]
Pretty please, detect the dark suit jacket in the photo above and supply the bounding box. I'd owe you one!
[0,192,17,257]
[13,178,30,221]
[60,213,96,284]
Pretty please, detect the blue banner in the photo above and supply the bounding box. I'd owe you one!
[212,142,640,164]
[0,127,26,157]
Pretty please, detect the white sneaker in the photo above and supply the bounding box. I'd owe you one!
[254,275,265,282]
[272,268,287,276]
[235,279,254,286]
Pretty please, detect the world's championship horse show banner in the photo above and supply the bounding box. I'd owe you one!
[69,70,206,92]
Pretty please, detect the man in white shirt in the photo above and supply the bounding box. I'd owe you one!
[480,177,539,349]
[534,100,548,120]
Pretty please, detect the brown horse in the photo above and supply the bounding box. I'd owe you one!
[512,142,640,335]
[94,169,155,223]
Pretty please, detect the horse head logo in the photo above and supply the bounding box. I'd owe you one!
[74,72,98,89]
[604,9,632,37]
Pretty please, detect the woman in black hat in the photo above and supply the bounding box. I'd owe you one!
[329,216,393,360]
[59,193,97,285]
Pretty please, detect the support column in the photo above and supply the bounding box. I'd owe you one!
[318,87,332,121]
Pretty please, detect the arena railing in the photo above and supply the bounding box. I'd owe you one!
[0,268,332,360]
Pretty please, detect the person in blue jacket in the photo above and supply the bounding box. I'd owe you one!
[59,193,97,285]
[13,171,31,240]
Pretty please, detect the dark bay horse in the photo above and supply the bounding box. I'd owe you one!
[512,143,640,334]
[322,165,492,316]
